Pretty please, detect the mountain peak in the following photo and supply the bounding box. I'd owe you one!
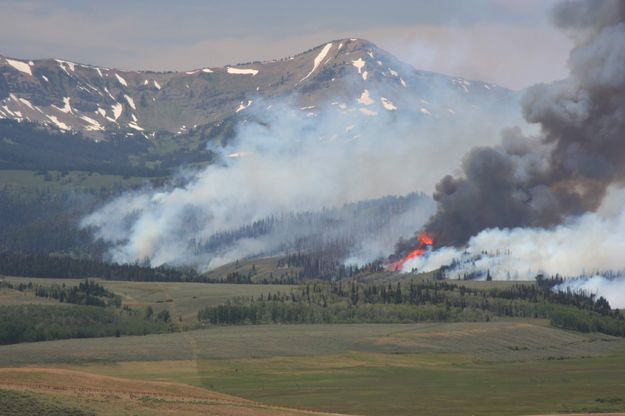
[0,39,512,139]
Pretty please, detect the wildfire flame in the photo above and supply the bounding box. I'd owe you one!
[388,232,433,271]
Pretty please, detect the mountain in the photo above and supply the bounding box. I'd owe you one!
[0,38,516,140]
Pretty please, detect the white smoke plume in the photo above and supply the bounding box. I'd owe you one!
[82,90,521,269]
[403,196,625,308]
[553,276,625,309]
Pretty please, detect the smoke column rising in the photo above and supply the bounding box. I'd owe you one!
[399,0,625,307]
[423,0,625,247]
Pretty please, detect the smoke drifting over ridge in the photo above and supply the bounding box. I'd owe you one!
[423,0,625,247]
[83,90,519,269]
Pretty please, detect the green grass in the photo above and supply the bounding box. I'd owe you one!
[1,321,625,415]
[194,353,625,416]
[2,276,294,327]
[3,277,625,415]
[0,169,149,192]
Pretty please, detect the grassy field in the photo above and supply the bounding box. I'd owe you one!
[203,256,304,283]
[0,368,337,416]
[1,321,625,415]
[1,276,294,327]
[2,277,625,415]
[0,169,150,192]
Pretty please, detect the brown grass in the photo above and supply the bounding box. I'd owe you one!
[0,367,349,416]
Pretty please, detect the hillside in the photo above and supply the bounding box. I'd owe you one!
[0,39,515,140]
[0,367,344,416]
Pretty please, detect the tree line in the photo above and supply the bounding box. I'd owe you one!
[0,252,295,284]
[0,279,121,307]
[0,304,172,345]
[197,278,625,337]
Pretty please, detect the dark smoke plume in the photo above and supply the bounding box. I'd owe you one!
[423,0,625,247]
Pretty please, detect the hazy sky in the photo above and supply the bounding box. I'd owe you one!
[0,0,571,89]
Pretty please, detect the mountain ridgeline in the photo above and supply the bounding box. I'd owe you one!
[0,38,517,272]
[0,38,515,140]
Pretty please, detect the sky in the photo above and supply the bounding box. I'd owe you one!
[0,0,572,90]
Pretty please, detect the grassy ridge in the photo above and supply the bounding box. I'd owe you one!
[2,277,294,326]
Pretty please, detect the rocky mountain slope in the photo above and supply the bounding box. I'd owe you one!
[0,38,516,140]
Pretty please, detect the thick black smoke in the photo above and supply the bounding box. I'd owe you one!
[423,0,625,247]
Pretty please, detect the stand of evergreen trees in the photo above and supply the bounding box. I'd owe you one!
[197,278,625,337]
[0,252,198,281]
[0,304,172,345]
[0,279,121,307]
[0,279,177,344]
[0,252,295,284]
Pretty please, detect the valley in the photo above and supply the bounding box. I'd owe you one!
[2,1,625,414]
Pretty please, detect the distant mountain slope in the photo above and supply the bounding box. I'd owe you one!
[0,39,516,140]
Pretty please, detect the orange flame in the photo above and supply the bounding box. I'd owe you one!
[389,232,433,271]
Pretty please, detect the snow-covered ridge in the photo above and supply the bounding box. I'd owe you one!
[0,38,513,139]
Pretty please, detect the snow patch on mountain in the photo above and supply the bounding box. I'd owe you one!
[6,58,32,76]
[236,100,253,113]
[115,73,128,87]
[128,121,144,131]
[18,97,37,112]
[352,58,365,74]
[46,115,71,130]
[111,103,123,121]
[80,115,104,131]
[380,97,397,111]
[300,42,333,82]
[53,97,73,114]
[226,67,258,76]
[124,94,136,110]
[103,87,115,100]
[55,59,76,74]
[357,90,374,105]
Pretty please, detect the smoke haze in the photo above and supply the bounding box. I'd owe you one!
[83,92,519,269]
